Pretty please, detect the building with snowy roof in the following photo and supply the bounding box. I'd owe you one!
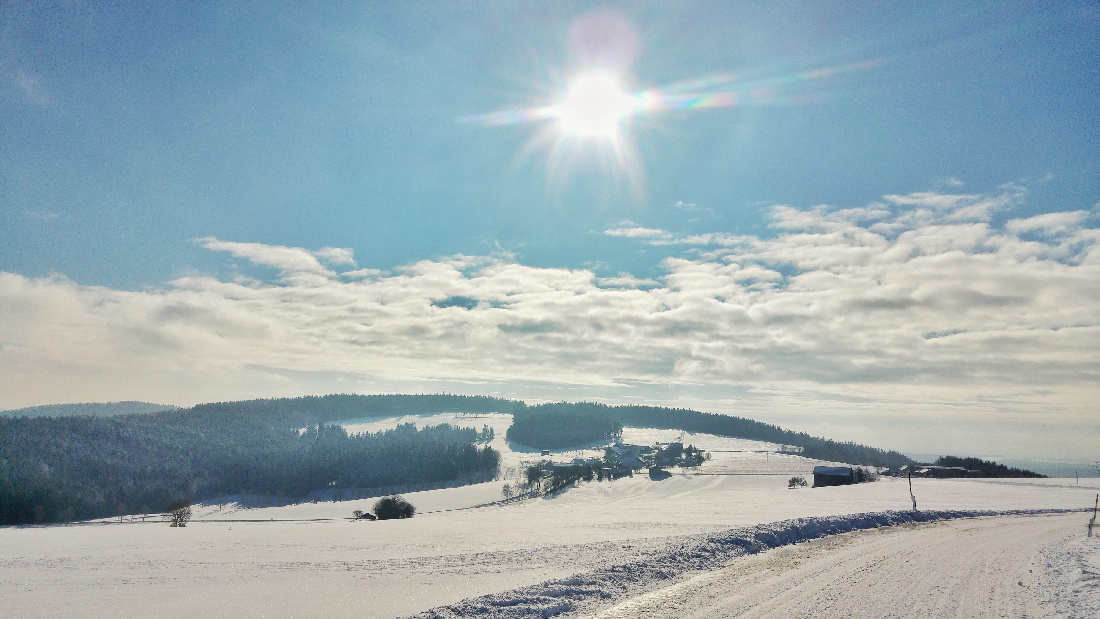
[813,466,854,487]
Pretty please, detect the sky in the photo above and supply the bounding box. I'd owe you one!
[2,1,1098,463]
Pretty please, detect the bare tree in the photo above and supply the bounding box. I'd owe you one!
[165,499,192,527]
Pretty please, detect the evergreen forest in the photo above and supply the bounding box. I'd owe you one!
[0,394,504,525]
[507,402,624,449]
[934,455,1047,478]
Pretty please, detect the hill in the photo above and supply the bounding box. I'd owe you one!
[0,394,506,525]
[1,401,178,417]
[510,401,915,469]
[0,393,1047,525]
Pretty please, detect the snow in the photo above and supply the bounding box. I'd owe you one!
[2,415,1098,618]
[415,511,1089,619]
[1040,527,1100,618]
[578,512,1089,619]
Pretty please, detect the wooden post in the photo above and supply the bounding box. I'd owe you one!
[908,468,917,511]
[1090,494,1098,538]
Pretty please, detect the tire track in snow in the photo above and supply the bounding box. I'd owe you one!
[589,514,1078,618]
[405,509,1088,619]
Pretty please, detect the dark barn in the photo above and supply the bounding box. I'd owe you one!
[813,465,854,487]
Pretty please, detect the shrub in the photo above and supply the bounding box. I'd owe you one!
[373,494,415,520]
[788,476,808,488]
[165,499,192,527]
[852,467,878,483]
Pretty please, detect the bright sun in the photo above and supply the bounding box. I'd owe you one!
[555,73,637,138]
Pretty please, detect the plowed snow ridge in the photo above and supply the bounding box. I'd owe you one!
[408,509,1092,618]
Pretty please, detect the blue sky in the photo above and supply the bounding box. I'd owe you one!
[2,2,1098,463]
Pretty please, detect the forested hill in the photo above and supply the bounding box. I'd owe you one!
[2,394,1045,526]
[0,394,506,526]
[935,456,1047,478]
[1,401,178,418]
[614,405,915,468]
[187,393,524,427]
[507,402,624,449]
[510,401,914,469]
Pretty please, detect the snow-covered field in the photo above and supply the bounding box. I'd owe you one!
[2,414,1097,618]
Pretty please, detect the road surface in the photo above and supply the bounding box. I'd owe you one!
[585,513,1096,619]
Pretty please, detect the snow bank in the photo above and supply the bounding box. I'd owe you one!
[408,508,1086,618]
[1039,529,1100,618]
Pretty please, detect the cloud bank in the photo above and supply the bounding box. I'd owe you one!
[2,186,1097,459]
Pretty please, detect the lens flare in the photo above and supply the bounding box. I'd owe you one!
[458,57,884,197]
[461,57,884,127]
[553,73,637,137]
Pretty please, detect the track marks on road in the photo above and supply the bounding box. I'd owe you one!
[586,514,1081,619]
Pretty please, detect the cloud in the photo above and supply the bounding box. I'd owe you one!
[314,247,357,266]
[603,226,673,240]
[1005,211,1089,236]
[597,273,660,288]
[3,65,52,107]
[198,237,333,276]
[197,238,360,280]
[3,185,1098,459]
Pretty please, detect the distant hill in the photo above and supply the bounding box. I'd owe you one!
[1,401,179,418]
[512,401,915,469]
[0,394,505,525]
[934,456,1046,478]
[0,393,1050,526]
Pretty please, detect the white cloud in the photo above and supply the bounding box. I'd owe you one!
[3,185,1098,460]
[198,237,334,277]
[1005,211,1089,236]
[603,226,673,240]
[597,273,660,288]
[313,247,357,266]
[341,268,383,279]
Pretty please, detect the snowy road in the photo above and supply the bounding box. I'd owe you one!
[584,513,1096,619]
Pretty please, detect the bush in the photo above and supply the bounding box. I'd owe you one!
[165,499,192,527]
[373,494,415,520]
[788,476,808,488]
[852,467,878,483]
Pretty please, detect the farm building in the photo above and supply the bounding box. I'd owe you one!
[813,466,854,487]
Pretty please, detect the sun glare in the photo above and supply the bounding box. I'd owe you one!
[554,73,637,138]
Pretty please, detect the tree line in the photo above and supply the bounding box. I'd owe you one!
[509,402,914,469]
[934,455,1046,478]
[610,404,917,468]
[0,396,503,526]
[506,402,623,449]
